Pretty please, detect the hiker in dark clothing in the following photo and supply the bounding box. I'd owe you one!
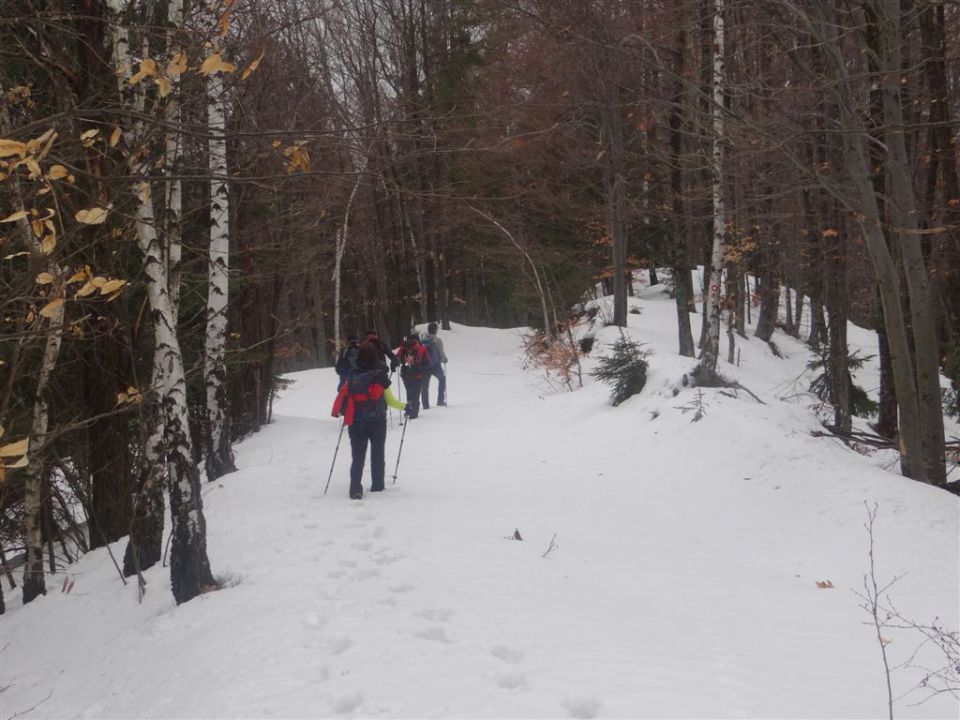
[364,329,400,372]
[331,342,405,499]
[334,335,360,390]
[420,322,448,409]
[395,333,430,419]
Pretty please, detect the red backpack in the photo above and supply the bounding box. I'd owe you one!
[399,341,429,379]
[331,369,387,425]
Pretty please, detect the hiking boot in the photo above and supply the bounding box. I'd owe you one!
[438,401,447,406]
[350,492,363,500]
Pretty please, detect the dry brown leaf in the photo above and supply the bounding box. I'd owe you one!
[815,580,835,589]
[241,50,265,80]
[75,206,109,225]
[75,281,98,298]
[47,164,69,180]
[167,51,188,77]
[0,139,27,158]
[66,268,88,284]
[39,298,64,318]
[109,127,122,148]
[90,276,107,288]
[0,209,27,223]
[99,278,127,295]
[218,10,231,36]
[0,438,29,457]
[156,76,172,98]
[129,58,158,85]
[199,53,236,76]
[35,271,55,285]
[40,234,56,255]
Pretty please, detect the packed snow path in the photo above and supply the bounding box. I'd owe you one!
[2,291,958,719]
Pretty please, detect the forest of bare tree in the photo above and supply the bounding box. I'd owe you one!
[1,0,958,611]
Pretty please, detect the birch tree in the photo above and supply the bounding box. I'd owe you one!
[107,0,217,602]
[203,2,237,481]
[698,0,726,378]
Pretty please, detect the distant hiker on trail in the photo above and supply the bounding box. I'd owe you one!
[334,335,360,390]
[395,333,430,419]
[420,322,448,409]
[364,329,400,373]
[331,341,406,499]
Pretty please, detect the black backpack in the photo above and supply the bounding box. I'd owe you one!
[346,369,387,424]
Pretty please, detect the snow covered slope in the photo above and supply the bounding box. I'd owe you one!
[1,283,957,719]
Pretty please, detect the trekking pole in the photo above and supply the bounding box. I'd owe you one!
[391,417,409,484]
[323,420,346,495]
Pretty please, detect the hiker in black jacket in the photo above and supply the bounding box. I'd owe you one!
[331,342,406,499]
[364,329,400,372]
[334,335,360,390]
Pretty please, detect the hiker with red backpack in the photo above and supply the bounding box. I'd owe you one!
[420,322,448,409]
[395,333,430,419]
[331,341,406,499]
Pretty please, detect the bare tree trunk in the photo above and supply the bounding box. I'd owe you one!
[204,62,235,481]
[601,100,628,327]
[877,0,945,483]
[700,0,726,377]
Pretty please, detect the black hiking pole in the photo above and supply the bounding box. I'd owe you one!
[323,420,346,495]
[391,417,409,484]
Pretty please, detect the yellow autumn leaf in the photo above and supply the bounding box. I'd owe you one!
[0,210,27,223]
[116,392,128,406]
[47,165,69,180]
[3,251,29,260]
[0,139,27,158]
[39,298,64,318]
[75,281,98,298]
[6,454,29,469]
[99,278,127,295]
[137,182,151,204]
[199,53,236,76]
[75,206,109,225]
[41,234,56,255]
[66,268,88,284]
[79,128,99,141]
[0,438,29,457]
[0,423,5,438]
[242,50,265,80]
[90,276,107,288]
[109,127,122,147]
[156,75,172,98]
[23,157,42,179]
[167,51,188,77]
[129,58,158,85]
[36,271,55,285]
[31,219,44,238]
[218,10,231,36]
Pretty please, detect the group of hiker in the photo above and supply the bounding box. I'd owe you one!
[330,323,449,499]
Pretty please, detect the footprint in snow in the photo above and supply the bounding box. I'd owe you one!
[329,636,353,655]
[353,568,380,581]
[303,612,328,629]
[371,526,385,539]
[415,608,453,622]
[562,697,601,720]
[415,625,452,643]
[390,583,414,594]
[332,690,363,715]
[351,540,372,551]
[372,552,403,566]
[495,671,528,691]
[303,522,319,530]
[490,645,524,663]
[326,569,345,579]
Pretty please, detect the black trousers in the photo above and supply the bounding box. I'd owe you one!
[421,365,446,408]
[402,377,423,418]
[348,419,386,496]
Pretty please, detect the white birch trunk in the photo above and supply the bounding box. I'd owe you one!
[700,0,726,377]
[0,96,63,603]
[332,158,368,349]
[109,0,215,602]
[204,68,233,479]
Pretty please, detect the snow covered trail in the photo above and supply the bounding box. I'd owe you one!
[1,298,958,719]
